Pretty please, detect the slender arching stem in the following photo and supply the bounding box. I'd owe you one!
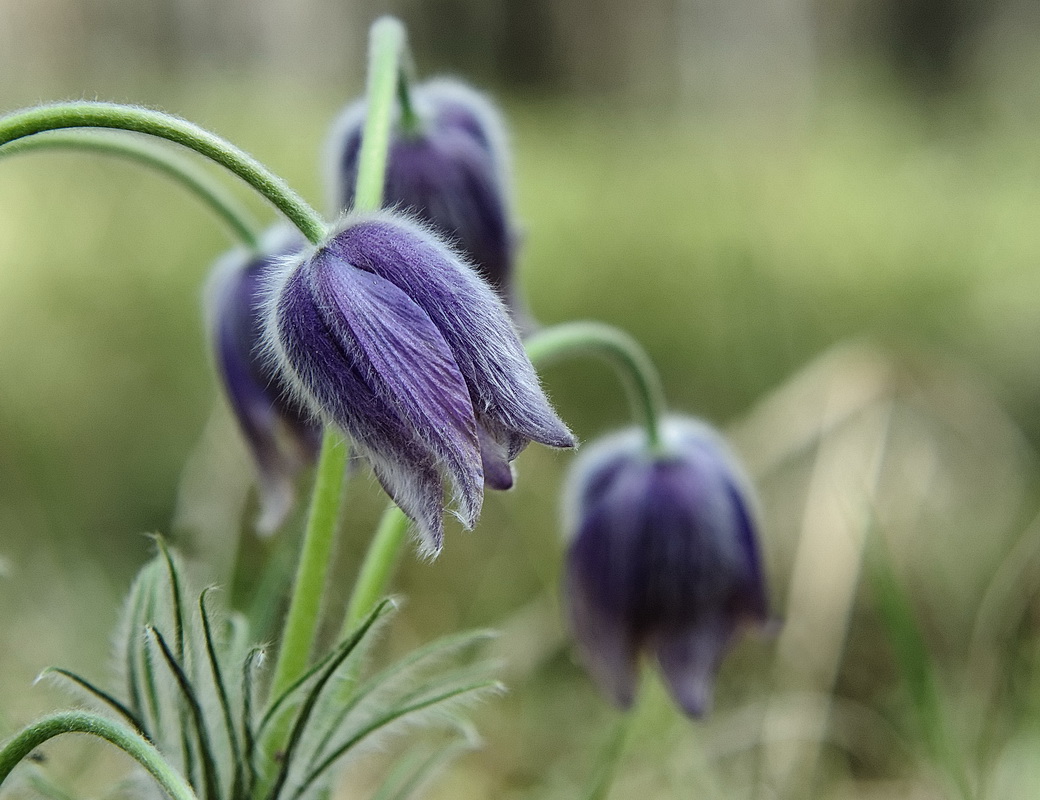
[0,130,261,248]
[0,711,197,800]
[267,15,410,701]
[525,321,666,448]
[582,712,634,800]
[0,101,325,244]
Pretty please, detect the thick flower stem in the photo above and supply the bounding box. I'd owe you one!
[0,130,261,248]
[525,321,667,449]
[269,16,409,697]
[268,434,350,698]
[353,16,408,212]
[0,101,326,244]
[0,711,197,800]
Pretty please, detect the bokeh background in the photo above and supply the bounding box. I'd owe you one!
[4,1,1040,797]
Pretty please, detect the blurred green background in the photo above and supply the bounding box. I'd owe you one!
[4,1,1040,798]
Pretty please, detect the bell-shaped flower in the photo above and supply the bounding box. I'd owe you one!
[326,78,530,326]
[205,227,322,534]
[264,211,574,554]
[562,416,770,716]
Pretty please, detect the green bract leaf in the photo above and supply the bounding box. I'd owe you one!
[262,598,396,800]
[38,667,148,740]
[369,736,474,800]
[294,679,503,799]
[149,626,221,800]
[307,629,497,767]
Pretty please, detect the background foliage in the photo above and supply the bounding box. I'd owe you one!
[4,2,1040,797]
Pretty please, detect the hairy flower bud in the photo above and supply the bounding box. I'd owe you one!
[205,227,322,534]
[563,417,770,716]
[326,78,528,324]
[265,211,574,554]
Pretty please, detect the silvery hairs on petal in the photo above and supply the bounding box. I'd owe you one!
[259,211,574,553]
[327,211,574,453]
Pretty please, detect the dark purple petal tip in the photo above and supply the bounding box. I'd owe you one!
[562,416,770,717]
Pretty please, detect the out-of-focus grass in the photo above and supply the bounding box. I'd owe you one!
[3,71,1040,798]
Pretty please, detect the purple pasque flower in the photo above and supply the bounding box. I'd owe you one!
[264,210,574,554]
[326,78,528,324]
[205,227,322,534]
[563,416,769,717]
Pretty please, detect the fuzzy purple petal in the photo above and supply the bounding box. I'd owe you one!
[477,423,515,491]
[653,619,732,717]
[670,419,770,622]
[564,457,653,708]
[326,77,531,325]
[206,232,321,533]
[565,552,640,710]
[307,248,484,525]
[562,416,771,715]
[271,266,465,552]
[330,215,574,452]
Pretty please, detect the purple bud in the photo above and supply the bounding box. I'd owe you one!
[326,78,530,327]
[265,211,575,555]
[563,417,770,717]
[205,227,322,534]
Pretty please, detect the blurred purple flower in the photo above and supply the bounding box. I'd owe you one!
[563,417,770,716]
[265,211,574,554]
[326,78,531,328]
[205,227,322,534]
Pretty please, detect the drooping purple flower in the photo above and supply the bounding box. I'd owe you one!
[205,227,322,534]
[265,210,575,554]
[563,417,770,717]
[326,78,530,327]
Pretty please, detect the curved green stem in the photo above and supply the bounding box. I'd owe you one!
[525,321,666,448]
[0,711,197,800]
[0,101,325,244]
[0,130,261,248]
[341,505,410,638]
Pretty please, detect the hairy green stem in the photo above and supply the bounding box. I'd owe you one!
[525,321,666,448]
[341,505,410,638]
[0,711,197,800]
[0,130,261,248]
[353,17,407,211]
[269,435,350,698]
[270,16,409,700]
[0,101,325,244]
